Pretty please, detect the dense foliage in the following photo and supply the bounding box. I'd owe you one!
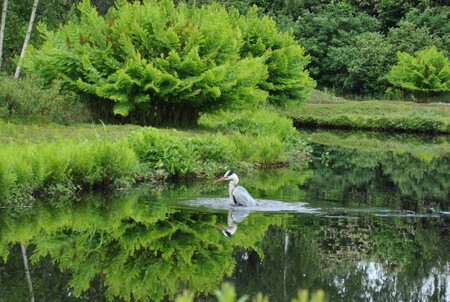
[287,3,450,97]
[24,0,314,126]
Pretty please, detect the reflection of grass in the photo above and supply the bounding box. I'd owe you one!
[284,90,450,133]
[300,130,450,161]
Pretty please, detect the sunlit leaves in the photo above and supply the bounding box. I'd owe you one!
[25,0,314,125]
[387,46,450,95]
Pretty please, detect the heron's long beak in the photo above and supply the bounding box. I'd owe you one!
[215,177,227,183]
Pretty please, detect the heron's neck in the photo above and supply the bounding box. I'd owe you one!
[228,179,238,204]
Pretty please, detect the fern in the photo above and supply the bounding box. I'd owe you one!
[25,0,314,126]
[387,46,450,96]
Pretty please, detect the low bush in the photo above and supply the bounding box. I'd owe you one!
[0,75,90,124]
[199,108,296,139]
[387,46,450,98]
[128,127,235,179]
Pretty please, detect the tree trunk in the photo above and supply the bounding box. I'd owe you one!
[14,0,39,79]
[0,0,8,71]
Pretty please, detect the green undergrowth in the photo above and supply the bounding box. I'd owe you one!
[285,90,450,133]
[0,109,310,206]
[0,75,89,124]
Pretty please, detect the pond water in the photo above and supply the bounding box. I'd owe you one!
[1,130,449,302]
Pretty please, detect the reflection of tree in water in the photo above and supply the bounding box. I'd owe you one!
[304,143,450,211]
[0,192,280,301]
[231,214,450,302]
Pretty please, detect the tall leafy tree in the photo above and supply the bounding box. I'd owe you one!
[293,2,381,92]
[327,32,394,95]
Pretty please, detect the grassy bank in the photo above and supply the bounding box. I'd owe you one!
[284,90,450,133]
[0,109,310,206]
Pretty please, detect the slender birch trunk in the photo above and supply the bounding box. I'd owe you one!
[0,0,8,71]
[20,242,35,302]
[14,0,39,79]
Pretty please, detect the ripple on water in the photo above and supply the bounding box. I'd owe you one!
[182,198,320,214]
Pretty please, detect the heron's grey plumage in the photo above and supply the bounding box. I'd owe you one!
[232,186,258,206]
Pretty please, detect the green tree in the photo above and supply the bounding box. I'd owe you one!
[402,6,450,56]
[387,46,450,97]
[386,21,447,57]
[327,32,394,95]
[0,0,117,73]
[292,3,381,91]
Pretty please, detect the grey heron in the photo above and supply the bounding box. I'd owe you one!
[215,170,258,206]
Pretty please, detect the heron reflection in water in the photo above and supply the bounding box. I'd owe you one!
[215,170,258,207]
[215,208,250,237]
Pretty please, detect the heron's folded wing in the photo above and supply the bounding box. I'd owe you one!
[233,186,258,206]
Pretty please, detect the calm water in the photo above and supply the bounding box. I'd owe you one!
[1,130,449,302]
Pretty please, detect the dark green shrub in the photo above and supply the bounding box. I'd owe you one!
[292,3,381,90]
[327,32,394,95]
[386,21,447,57]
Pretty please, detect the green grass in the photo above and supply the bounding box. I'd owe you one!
[0,121,141,144]
[284,90,450,133]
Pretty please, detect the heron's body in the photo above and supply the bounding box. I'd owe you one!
[216,171,258,207]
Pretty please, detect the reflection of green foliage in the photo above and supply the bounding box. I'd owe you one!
[1,183,449,301]
[372,218,416,265]
[300,130,450,210]
[246,169,312,201]
[0,189,281,301]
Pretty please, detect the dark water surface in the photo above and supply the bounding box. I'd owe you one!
[1,130,449,301]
